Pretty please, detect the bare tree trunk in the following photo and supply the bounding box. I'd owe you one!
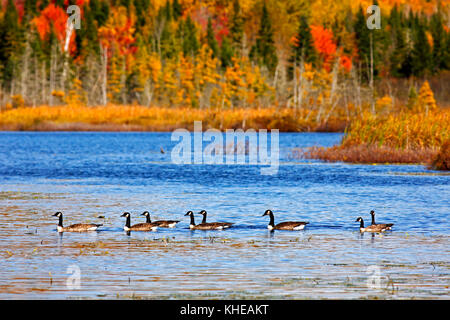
[49,43,57,106]
[101,46,108,106]
[369,32,375,114]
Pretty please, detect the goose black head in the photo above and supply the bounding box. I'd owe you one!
[355,217,363,222]
[184,211,194,216]
[53,212,62,217]
[370,210,375,215]
[262,209,273,217]
[198,210,207,216]
[121,212,130,217]
[141,211,150,216]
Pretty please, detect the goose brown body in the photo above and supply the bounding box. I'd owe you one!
[369,210,394,230]
[53,212,102,232]
[356,217,391,233]
[198,210,233,230]
[262,210,308,230]
[141,211,180,228]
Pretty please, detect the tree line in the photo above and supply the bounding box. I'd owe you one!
[0,0,449,111]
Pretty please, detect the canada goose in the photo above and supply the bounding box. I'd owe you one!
[184,211,233,230]
[369,210,394,230]
[141,211,180,228]
[198,210,233,229]
[355,217,391,233]
[52,212,102,232]
[262,210,309,231]
[121,212,158,231]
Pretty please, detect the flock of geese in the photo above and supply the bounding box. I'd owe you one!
[52,209,394,233]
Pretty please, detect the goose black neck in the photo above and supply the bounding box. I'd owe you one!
[145,215,151,223]
[359,218,365,228]
[201,213,207,224]
[371,214,376,225]
[58,215,63,227]
[268,212,275,227]
[189,214,196,226]
[125,215,131,228]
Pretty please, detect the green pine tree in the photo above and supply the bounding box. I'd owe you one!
[250,2,278,74]
[411,18,432,77]
[0,0,23,88]
[220,37,233,68]
[172,0,182,20]
[229,0,244,52]
[206,18,219,58]
[430,10,446,73]
[291,15,317,66]
[182,16,199,57]
[354,5,387,82]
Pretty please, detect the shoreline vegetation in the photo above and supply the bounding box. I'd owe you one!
[0,102,448,171]
[299,108,449,170]
[0,104,349,132]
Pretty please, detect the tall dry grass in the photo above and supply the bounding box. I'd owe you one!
[0,104,348,132]
[301,109,450,166]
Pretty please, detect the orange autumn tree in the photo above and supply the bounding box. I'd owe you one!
[32,3,76,54]
[310,25,336,72]
[98,6,138,103]
[310,25,352,72]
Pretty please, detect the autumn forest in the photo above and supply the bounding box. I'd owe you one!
[0,0,449,168]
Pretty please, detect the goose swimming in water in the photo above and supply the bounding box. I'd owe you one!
[141,211,180,228]
[198,210,233,229]
[184,211,233,230]
[52,212,102,232]
[262,210,309,231]
[121,212,158,231]
[369,210,394,230]
[355,216,391,233]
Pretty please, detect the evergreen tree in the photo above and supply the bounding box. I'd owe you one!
[250,2,278,74]
[134,0,151,31]
[430,10,447,73]
[206,18,219,58]
[0,0,22,88]
[90,0,110,28]
[291,15,317,66]
[411,18,432,77]
[354,5,387,82]
[389,4,409,77]
[159,3,177,59]
[172,0,182,20]
[220,37,233,68]
[182,16,199,57]
[229,0,244,52]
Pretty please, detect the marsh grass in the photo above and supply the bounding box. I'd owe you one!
[0,105,348,132]
[299,109,449,167]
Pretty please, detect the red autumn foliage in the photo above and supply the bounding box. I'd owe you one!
[32,3,77,55]
[310,25,336,71]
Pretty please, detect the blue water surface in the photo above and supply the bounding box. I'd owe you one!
[0,132,448,299]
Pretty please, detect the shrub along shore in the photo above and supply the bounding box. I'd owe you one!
[300,109,449,170]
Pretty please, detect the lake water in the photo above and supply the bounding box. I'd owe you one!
[0,132,448,299]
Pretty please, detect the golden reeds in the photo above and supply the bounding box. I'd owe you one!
[0,104,348,132]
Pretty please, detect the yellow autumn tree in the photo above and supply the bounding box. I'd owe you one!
[417,81,437,115]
